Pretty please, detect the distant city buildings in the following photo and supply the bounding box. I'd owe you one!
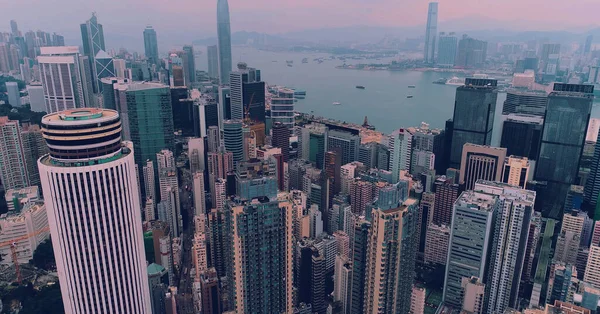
[423,2,438,64]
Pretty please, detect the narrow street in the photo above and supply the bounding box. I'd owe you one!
[176,183,196,314]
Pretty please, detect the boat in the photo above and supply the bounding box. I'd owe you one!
[432,78,447,85]
[286,60,294,65]
[302,58,308,63]
[287,64,293,67]
[407,95,413,99]
[408,85,416,88]
[333,102,341,106]
[446,76,466,86]
[294,90,306,96]
[356,85,366,89]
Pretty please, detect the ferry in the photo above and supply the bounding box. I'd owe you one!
[407,95,414,99]
[446,77,466,86]
[333,102,342,106]
[408,85,416,88]
[432,78,447,85]
[356,85,366,89]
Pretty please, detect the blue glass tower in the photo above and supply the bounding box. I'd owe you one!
[217,0,232,85]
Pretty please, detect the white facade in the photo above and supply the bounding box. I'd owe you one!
[38,109,151,313]
[389,128,412,182]
[142,159,156,202]
[6,81,20,107]
[333,255,352,314]
[26,84,45,112]
[0,202,49,265]
[340,163,357,195]
[585,245,600,288]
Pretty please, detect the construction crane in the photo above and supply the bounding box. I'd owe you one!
[0,226,50,284]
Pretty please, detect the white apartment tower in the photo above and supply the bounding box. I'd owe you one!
[38,109,151,313]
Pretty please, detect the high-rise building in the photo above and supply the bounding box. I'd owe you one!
[38,46,93,113]
[38,109,151,313]
[80,13,106,93]
[143,26,159,65]
[113,81,175,190]
[535,84,594,219]
[449,78,498,168]
[503,156,531,188]
[94,50,116,86]
[0,117,29,190]
[459,144,507,190]
[584,245,600,288]
[423,2,438,64]
[235,157,278,201]
[225,194,294,313]
[21,124,48,186]
[193,172,206,216]
[437,32,458,67]
[502,89,548,117]
[199,268,221,314]
[424,223,450,265]
[461,277,486,314]
[270,87,295,129]
[223,120,244,165]
[500,114,543,160]
[334,255,352,314]
[5,82,20,107]
[442,190,498,307]
[350,219,371,314]
[389,128,412,181]
[411,285,426,314]
[217,0,232,85]
[182,45,196,85]
[10,20,19,36]
[540,43,561,62]
[207,45,218,79]
[272,122,290,162]
[0,43,10,73]
[456,35,488,68]
[229,63,265,122]
[432,176,460,225]
[350,180,373,214]
[300,123,328,170]
[206,126,221,153]
[188,137,205,174]
[328,130,360,166]
[585,130,600,212]
[474,181,535,313]
[363,199,419,314]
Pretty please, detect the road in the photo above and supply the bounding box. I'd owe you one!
[176,180,196,314]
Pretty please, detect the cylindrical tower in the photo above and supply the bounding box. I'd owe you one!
[38,109,151,314]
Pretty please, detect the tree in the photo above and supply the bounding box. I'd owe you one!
[20,284,64,314]
[31,239,55,271]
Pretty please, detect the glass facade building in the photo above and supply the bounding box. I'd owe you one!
[450,78,498,168]
[217,0,232,85]
[534,84,594,219]
[143,26,159,65]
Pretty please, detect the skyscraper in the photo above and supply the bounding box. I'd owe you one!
[503,156,530,188]
[389,128,412,181]
[500,114,543,160]
[217,0,232,85]
[455,35,488,68]
[502,89,548,117]
[535,84,594,219]
[0,117,29,190]
[432,176,460,225]
[475,181,535,313]
[10,20,19,36]
[5,82,20,107]
[223,119,244,165]
[21,124,48,186]
[423,2,438,64]
[272,122,290,162]
[328,130,360,166]
[363,199,419,314]
[38,109,151,313]
[207,45,218,79]
[585,130,600,213]
[229,63,265,122]
[143,26,159,65]
[38,46,93,113]
[459,144,507,190]
[113,81,175,191]
[80,13,106,92]
[437,32,458,67]
[271,87,295,129]
[450,78,498,168]
[225,194,294,313]
[442,190,498,307]
[182,45,196,85]
[350,219,371,314]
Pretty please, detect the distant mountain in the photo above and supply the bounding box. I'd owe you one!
[193,31,298,46]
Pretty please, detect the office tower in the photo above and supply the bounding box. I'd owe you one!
[218,86,231,123]
[581,283,600,313]
[584,35,593,55]
[112,58,125,78]
[432,176,459,225]
[327,130,360,166]
[271,87,295,129]
[547,263,578,304]
[235,157,278,200]
[423,2,438,64]
[38,46,93,113]
[225,194,293,313]
[272,122,290,162]
[21,124,48,186]
[584,245,600,288]
[502,89,548,117]
[217,0,232,85]
[206,126,221,153]
[521,213,540,283]
[411,150,435,176]
[182,45,195,85]
[143,26,159,65]
[437,32,458,67]
[143,160,156,204]
[500,114,543,160]
[193,172,206,216]
[388,128,412,181]
[297,242,326,314]
[585,130,600,212]
[449,78,498,168]
[10,20,19,36]
[540,43,561,62]
[535,84,594,219]
[529,218,558,308]
[207,148,233,204]
[334,255,352,314]
[5,82,20,107]
[80,13,106,92]
[503,156,530,188]
[38,109,151,313]
[207,45,218,79]
[474,181,535,313]
[350,220,371,314]
[363,199,418,314]
[461,277,485,313]
[442,190,498,307]
[300,123,328,169]
[189,137,205,174]
[223,120,244,164]
[456,35,488,68]
[113,81,174,184]
[424,223,450,265]
[0,43,10,73]
[199,268,221,314]
[197,94,220,137]
[459,144,507,190]
[94,50,115,86]
[229,63,265,122]
[0,117,29,190]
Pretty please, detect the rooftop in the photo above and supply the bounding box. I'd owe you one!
[42,109,118,126]
[113,80,169,92]
[455,190,497,212]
